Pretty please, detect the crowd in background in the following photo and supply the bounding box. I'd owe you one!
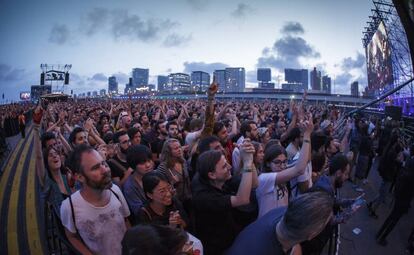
[23,82,414,255]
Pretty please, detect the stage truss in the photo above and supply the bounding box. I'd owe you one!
[362,0,413,114]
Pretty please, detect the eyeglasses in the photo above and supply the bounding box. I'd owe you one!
[272,159,287,166]
[120,139,130,145]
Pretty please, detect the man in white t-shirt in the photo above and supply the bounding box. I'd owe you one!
[60,145,131,255]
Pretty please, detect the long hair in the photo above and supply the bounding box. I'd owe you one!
[160,138,184,169]
[263,144,287,173]
[43,146,66,182]
[278,191,334,243]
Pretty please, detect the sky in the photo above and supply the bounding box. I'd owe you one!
[0,0,374,101]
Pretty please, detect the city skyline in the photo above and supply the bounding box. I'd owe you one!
[0,0,373,100]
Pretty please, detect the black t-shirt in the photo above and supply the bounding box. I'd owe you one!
[227,207,287,255]
[191,174,239,255]
[138,198,189,227]
[107,155,129,179]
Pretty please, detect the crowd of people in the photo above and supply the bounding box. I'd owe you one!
[26,82,414,255]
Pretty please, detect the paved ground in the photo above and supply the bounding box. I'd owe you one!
[337,157,414,255]
[0,126,412,255]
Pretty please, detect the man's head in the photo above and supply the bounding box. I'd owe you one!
[127,145,154,176]
[41,131,57,149]
[197,150,231,183]
[198,135,223,154]
[276,120,287,135]
[167,121,179,139]
[113,130,131,154]
[278,191,333,243]
[139,114,150,125]
[240,120,258,140]
[324,137,338,158]
[329,154,351,188]
[68,145,112,190]
[69,127,89,147]
[213,121,229,144]
[155,120,168,136]
[119,111,132,129]
[128,127,142,146]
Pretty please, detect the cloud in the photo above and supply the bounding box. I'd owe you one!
[49,24,70,45]
[281,21,305,35]
[246,70,257,83]
[163,33,192,47]
[111,72,129,84]
[231,3,253,19]
[257,32,320,71]
[185,0,208,11]
[90,73,107,81]
[183,61,229,74]
[0,64,25,81]
[111,10,178,42]
[340,52,365,71]
[79,7,109,36]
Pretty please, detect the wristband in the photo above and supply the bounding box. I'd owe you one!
[242,168,253,173]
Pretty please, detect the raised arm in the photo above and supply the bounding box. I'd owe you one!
[275,115,313,185]
[230,139,255,207]
[33,106,46,187]
[201,82,218,138]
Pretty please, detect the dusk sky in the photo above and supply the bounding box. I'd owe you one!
[0,0,373,100]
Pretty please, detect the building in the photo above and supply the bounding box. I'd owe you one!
[310,67,321,91]
[92,91,98,97]
[108,76,118,94]
[157,75,169,92]
[168,73,191,92]
[225,67,245,93]
[351,81,359,97]
[285,69,308,91]
[132,68,149,88]
[322,75,332,94]
[124,78,134,94]
[257,68,272,89]
[282,83,303,92]
[191,71,210,92]
[213,70,226,91]
[99,89,106,96]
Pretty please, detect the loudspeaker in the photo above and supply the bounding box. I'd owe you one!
[64,72,69,85]
[40,73,45,85]
[385,106,402,120]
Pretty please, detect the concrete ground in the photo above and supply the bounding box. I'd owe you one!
[336,157,414,255]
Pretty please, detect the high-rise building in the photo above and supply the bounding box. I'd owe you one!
[225,67,245,92]
[99,89,106,96]
[132,68,149,88]
[213,70,226,91]
[310,67,321,91]
[351,81,359,97]
[108,76,118,94]
[285,69,308,91]
[168,73,191,92]
[157,75,169,92]
[257,68,271,82]
[124,78,134,94]
[257,68,273,89]
[191,71,210,92]
[322,75,332,94]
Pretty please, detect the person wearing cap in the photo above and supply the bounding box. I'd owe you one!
[320,119,333,136]
[117,111,132,132]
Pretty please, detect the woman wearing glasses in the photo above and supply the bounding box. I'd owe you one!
[256,117,313,218]
[138,171,189,229]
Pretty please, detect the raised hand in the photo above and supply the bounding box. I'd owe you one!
[207,82,218,97]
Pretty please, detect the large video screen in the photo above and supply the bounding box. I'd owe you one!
[366,21,394,91]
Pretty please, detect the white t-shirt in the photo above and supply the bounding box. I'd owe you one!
[289,152,313,198]
[256,172,289,218]
[60,184,130,255]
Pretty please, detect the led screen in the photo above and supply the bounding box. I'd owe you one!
[366,21,394,91]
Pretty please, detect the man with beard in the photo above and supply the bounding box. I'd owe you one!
[60,145,131,255]
[107,131,133,187]
[232,120,259,173]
